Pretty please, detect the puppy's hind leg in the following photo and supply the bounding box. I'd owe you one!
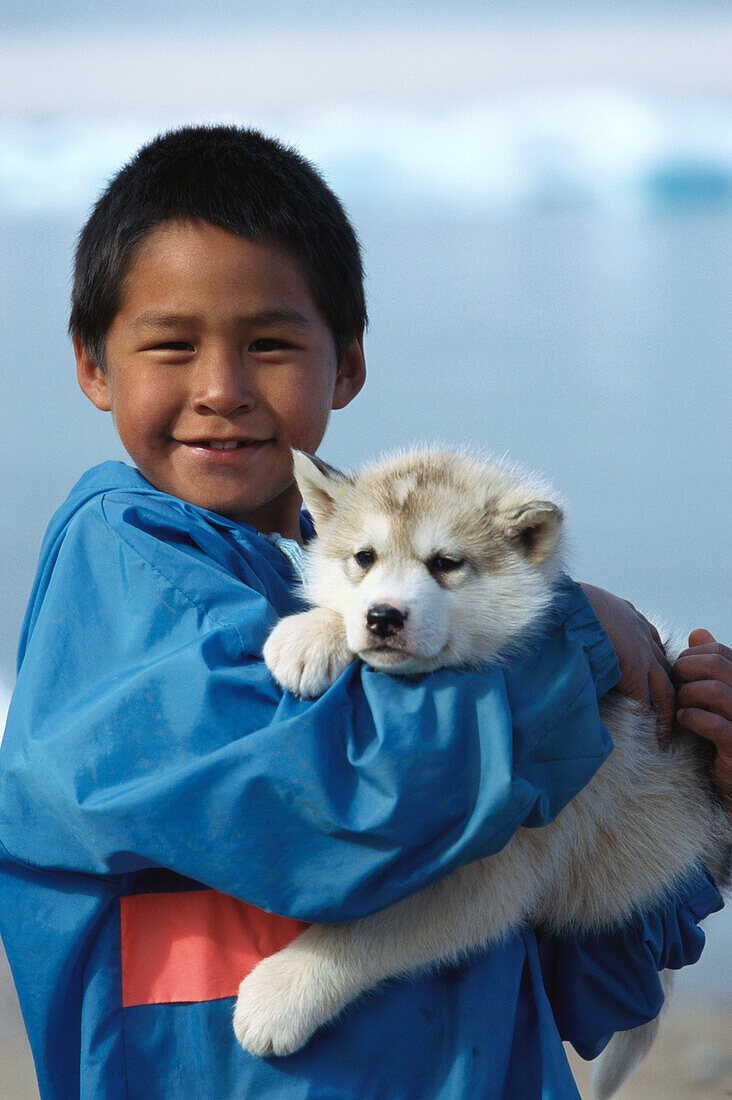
[591,970,674,1100]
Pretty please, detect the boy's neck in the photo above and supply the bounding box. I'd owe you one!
[231,491,305,546]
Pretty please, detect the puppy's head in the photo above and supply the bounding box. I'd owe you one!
[294,448,563,673]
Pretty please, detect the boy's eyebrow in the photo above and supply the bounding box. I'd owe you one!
[244,309,313,328]
[130,309,313,329]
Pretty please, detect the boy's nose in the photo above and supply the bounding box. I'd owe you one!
[191,356,255,416]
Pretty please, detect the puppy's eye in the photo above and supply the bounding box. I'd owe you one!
[428,555,464,575]
[354,549,376,568]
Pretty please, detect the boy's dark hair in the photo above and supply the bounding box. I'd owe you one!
[69,125,367,365]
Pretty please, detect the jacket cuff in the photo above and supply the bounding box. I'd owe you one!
[540,864,724,1061]
[555,575,621,698]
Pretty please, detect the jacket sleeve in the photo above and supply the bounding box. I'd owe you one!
[537,866,724,1059]
[0,492,619,922]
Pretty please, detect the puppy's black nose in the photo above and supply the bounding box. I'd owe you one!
[366,604,408,638]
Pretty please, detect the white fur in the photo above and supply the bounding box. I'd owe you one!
[234,448,728,1095]
[344,561,449,668]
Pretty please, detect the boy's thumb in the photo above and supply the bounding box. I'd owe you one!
[688,628,716,647]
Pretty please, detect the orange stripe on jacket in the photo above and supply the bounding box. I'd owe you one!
[120,889,309,1007]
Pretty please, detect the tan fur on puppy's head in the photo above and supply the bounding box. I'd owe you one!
[293,447,564,671]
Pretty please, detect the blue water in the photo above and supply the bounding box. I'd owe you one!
[1,203,730,679]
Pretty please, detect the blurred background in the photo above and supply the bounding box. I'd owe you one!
[1,2,730,1097]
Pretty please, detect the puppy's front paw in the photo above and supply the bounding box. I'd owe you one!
[264,610,351,698]
[233,952,324,1058]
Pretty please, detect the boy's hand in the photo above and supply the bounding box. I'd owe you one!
[580,583,675,739]
[674,629,732,816]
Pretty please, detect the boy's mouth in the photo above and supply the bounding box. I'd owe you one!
[181,439,267,451]
[200,441,247,450]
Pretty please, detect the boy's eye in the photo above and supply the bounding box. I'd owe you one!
[153,341,195,352]
[249,338,291,352]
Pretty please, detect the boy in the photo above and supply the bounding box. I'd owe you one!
[0,125,726,1100]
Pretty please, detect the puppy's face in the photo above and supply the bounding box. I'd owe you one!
[294,449,563,673]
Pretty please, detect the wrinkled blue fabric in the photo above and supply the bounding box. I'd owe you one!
[0,461,722,1100]
[540,866,723,1061]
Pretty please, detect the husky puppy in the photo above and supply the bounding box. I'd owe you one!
[234,448,728,1098]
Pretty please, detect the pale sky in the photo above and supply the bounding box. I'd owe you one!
[2,19,731,120]
[3,0,727,29]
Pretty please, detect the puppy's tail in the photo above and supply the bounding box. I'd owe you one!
[591,970,673,1100]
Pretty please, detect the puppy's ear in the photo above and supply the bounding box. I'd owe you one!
[495,500,563,564]
[292,451,353,528]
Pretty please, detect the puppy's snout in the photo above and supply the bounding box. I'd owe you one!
[366,604,408,638]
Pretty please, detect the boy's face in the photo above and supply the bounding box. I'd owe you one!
[76,220,365,540]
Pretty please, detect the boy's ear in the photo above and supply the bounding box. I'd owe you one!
[292,451,353,528]
[494,500,563,565]
[331,335,366,411]
[74,332,111,412]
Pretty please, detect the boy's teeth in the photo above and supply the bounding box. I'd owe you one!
[209,441,241,450]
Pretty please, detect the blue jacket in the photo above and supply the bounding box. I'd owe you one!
[0,462,722,1099]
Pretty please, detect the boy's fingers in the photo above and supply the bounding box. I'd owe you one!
[675,708,732,812]
[676,679,732,722]
[617,647,675,741]
[619,664,655,708]
[676,644,731,663]
[673,631,732,813]
[655,648,674,684]
[687,628,716,648]
[674,639,732,664]
[673,652,732,686]
[648,663,676,741]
